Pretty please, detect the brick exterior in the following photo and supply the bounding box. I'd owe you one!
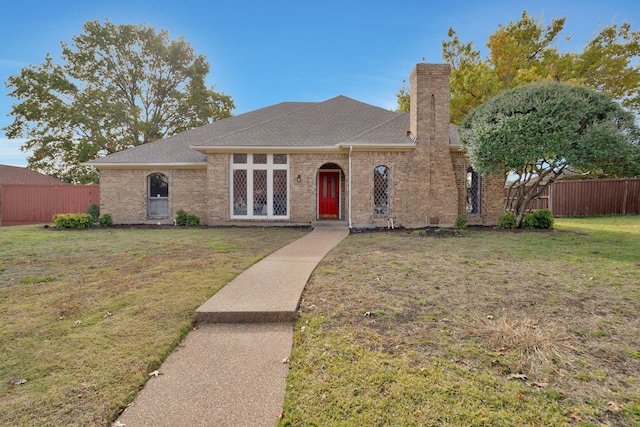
[98,64,505,228]
[99,167,207,224]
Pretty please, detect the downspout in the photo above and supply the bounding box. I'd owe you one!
[348,145,353,229]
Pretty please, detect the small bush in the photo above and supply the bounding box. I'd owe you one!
[98,213,113,227]
[454,216,467,230]
[497,212,517,229]
[529,209,554,229]
[175,209,200,226]
[522,212,536,229]
[53,213,93,229]
[87,203,100,223]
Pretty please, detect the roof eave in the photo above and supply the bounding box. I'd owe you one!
[338,142,416,152]
[193,143,418,153]
[192,145,346,154]
[82,162,207,170]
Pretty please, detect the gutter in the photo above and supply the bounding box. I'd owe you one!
[348,145,353,229]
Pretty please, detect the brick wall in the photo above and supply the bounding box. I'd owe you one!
[451,151,504,225]
[290,154,349,223]
[100,167,207,224]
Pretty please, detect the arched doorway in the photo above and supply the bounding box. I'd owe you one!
[317,163,343,220]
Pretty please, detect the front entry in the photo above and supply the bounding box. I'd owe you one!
[318,171,340,219]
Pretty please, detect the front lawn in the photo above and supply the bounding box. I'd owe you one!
[281,216,640,426]
[0,225,307,426]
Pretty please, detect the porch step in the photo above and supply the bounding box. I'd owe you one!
[311,220,350,230]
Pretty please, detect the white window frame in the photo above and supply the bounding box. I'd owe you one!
[230,154,290,219]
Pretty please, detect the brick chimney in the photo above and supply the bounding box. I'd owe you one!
[407,63,458,226]
[409,63,451,145]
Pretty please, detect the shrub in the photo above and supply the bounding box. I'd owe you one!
[497,212,517,229]
[98,213,113,227]
[454,216,467,230]
[175,209,200,226]
[53,213,93,229]
[529,209,554,229]
[522,212,536,229]
[87,203,100,223]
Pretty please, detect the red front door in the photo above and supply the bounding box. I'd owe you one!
[318,171,340,219]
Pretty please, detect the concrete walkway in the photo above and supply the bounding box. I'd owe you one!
[116,225,349,427]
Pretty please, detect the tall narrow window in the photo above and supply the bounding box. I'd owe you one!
[253,169,268,216]
[231,154,289,218]
[466,166,481,214]
[373,165,389,216]
[148,173,169,217]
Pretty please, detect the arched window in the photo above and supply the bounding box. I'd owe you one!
[466,166,481,214]
[373,165,389,217]
[148,173,169,217]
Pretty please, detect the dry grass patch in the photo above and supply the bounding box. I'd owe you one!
[0,225,307,426]
[282,216,640,426]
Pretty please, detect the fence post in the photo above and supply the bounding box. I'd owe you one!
[622,180,628,215]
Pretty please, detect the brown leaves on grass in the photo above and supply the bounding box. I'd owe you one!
[459,314,575,375]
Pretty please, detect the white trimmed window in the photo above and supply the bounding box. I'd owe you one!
[231,154,289,219]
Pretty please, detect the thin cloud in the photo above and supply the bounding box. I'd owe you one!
[0,137,29,167]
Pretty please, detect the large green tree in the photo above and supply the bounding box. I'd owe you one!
[4,20,234,183]
[459,82,640,227]
[397,11,640,125]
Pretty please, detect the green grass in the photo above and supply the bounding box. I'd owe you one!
[2,217,639,426]
[280,216,640,426]
[0,225,307,426]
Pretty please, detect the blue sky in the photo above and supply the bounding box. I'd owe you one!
[1,0,639,167]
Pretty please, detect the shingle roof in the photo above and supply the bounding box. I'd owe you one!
[0,164,67,185]
[190,96,409,148]
[88,96,460,166]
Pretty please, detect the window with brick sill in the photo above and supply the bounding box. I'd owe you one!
[231,154,289,219]
[148,173,169,217]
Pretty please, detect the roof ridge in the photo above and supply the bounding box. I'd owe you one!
[198,101,319,145]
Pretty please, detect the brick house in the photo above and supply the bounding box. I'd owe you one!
[88,63,504,228]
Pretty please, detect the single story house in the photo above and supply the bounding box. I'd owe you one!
[87,63,505,228]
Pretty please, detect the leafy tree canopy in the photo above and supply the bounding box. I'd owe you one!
[4,20,235,183]
[459,81,640,227]
[397,11,640,126]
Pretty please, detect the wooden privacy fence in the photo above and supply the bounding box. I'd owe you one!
[0,184,100,226]
[508,178,640,217]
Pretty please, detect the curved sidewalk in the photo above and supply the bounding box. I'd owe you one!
[116,225,349,427]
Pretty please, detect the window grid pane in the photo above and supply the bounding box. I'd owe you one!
[272,170,287,216]
[273,154,287,164]
[233,170,248,215]
[374,166,389,217]
[148,199,168,217]
[253,154,267,164]
[149,173,168,198]
[233,153,247,164]
[253,170,267,216]
[322,176,328,198]
[466,167,481,214]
